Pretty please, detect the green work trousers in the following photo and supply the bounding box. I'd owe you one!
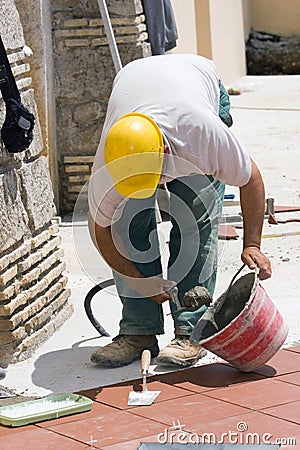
[113,174,225,336]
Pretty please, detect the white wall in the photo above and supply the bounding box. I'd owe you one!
[208,0,246,83]
[171,0,198,54]
[250,0,300,35]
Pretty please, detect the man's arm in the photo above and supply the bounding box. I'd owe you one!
[88,213,174,303]
[239,158,272,280]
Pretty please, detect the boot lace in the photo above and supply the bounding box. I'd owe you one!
[172,336,189,347]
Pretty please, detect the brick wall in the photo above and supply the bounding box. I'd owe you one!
[57,16,147,48]
[63,155,94,209]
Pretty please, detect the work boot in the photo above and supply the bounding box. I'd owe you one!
[91,334,159,368]
[157,336,207,367]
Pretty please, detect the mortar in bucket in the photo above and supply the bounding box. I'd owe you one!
[190,265,288,372]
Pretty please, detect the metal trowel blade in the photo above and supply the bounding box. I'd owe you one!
[127,389,161,406]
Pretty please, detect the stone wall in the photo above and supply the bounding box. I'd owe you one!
[51,0,151,213]
[0,0,72,365]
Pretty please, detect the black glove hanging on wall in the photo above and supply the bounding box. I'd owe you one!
[0,33,35,153]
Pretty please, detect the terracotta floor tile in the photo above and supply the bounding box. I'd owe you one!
[276,371,300,386]
[274,205,300,213]
[37,400,117,427]
[0,424,37,437]
[78,382,134,411]
[188,410,300,447]
[79,379,190,411]
[77,386,105,400]
[286,345,300,354]
[218,224,239,240]
[253,349,300,377]
[261,400,300,425]
[156,362,264,393]
[128,392,249,431]
[44,410,163,448]
[203,377,300,410]
[0,426,88,449]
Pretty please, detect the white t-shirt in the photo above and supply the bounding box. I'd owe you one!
[89,54,251,227]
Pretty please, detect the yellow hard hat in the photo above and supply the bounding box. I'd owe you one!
[104,113,164,199]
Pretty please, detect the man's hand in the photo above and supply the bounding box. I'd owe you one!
[241,246,272,280]
[129,276,176,304]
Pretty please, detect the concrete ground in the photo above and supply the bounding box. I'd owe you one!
[1,74,299,398]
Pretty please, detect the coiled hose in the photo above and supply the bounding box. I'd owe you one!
[84,278,115,337]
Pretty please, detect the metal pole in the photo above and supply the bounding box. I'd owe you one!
[96,0,122,73]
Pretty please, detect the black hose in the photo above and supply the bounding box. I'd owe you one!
[84,278,115,337]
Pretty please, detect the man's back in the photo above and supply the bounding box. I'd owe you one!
[107,53,220,123]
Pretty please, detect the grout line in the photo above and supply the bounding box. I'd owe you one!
[180,410,256,435]
[199,391,285,415]
[200,390,260,410]
[285,347,300,354]
[125,403,190,427]
[151,380,224,394]
[87,399,126,412]
[34,424,92,447]
[257,405,300,426]
[274,379,300,388]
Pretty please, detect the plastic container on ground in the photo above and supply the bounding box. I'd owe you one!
[0,393,92,427]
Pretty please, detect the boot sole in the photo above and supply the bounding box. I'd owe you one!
[91,343,159,368]
[157,348,207,367]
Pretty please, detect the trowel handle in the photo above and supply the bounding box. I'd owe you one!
[141,349,151,376]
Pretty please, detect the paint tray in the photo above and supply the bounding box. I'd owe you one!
[0,393,92,427]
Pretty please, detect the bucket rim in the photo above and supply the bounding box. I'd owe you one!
[197,271,259,345]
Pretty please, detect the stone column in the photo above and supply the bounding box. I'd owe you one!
[15,0,60,210]
[0,0,72,365]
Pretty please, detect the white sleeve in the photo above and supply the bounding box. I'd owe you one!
[88,165,125,228]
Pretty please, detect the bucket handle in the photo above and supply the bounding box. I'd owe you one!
[215,264,258,313]
[227,264,246,290]
[227,263,260,291]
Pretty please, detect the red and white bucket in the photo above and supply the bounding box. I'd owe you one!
[191,266,289,372]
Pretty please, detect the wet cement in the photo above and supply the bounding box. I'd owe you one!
[182,286,213,309]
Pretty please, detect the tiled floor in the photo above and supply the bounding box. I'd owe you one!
[0,346,299,449]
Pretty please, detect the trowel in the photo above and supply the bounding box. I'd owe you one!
[127,350,160,406]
